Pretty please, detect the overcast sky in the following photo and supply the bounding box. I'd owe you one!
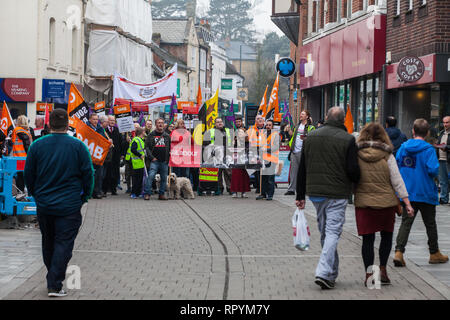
[197,0,284,41]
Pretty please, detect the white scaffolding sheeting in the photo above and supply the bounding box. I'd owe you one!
[86,30,153,85]
[85,0,153,44]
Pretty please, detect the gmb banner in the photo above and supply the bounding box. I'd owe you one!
[75,120,112,166]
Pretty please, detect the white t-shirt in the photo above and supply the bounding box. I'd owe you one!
[293,124,305,154]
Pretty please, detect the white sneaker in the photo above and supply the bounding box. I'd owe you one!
[48,289,68,297]
[241,193,248,198]
[232,193,238,198]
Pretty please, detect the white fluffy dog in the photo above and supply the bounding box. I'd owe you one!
[154,174,161,190]
[168,173,195,200]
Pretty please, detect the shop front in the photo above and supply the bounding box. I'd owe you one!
[386,54,450,139]
[299,15,386,132]
[0,78,35,118]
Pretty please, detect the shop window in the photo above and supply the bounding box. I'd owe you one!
[366,78,373,123]
[358,79,365,131]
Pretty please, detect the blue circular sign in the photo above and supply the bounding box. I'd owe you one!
[276,58,296,78]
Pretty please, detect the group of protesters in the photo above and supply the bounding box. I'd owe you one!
[4,106,450,294]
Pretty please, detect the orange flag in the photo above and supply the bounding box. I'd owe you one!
[74,120,112,166]
[344,105,354,134]
[1,101,15,136]
[68,84,90,125]
[196,84,202,107]
[257,85,268,117]
[265,73,280,121]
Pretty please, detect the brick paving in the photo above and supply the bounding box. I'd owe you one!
[1,188,448,300]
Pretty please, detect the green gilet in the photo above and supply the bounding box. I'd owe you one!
[210,128,231,146]
[131,137,145,170]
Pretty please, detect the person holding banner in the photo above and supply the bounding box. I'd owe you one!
[230,115,250,198]
[171,119,192,179]
[144,118,171,201]
[24,109,94,297]
[88,113,104,199]
[202,118,233,196]
[257,120,279,201]
[247,115,266,194]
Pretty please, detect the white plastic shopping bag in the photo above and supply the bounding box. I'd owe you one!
[292,208,310,251]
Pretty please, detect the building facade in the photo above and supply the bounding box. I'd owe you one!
[0,0,85,123]
[385,0,450,137]
[273,0,450,135]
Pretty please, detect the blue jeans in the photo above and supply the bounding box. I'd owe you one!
[439,160,450,202]
[37,209,82,291]
[312,198,348,282]
[144,161,168,195]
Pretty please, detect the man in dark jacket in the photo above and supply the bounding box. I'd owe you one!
[24,109,94,297]
[88,113,106,199]
[102,115,122,196]
[144,118,171,200]
[296,107,360,290]
[385,116,407,156]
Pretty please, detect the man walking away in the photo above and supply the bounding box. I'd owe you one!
[296,107,360,290]
[24,109,94,297]
[385,116,407,157]
[436,116,450,204]
[394,119,449,267]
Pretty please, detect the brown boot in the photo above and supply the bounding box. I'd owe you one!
[158,195,168,201]
[393,251,406,267]
[364,273,373,287]
[429,251,449,264]
[380,266,391,285]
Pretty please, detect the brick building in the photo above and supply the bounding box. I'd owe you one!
[272,0,450,135]
[385,0,450,136]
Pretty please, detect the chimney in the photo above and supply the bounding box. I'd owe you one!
[152,33,161,46]
[186,0,197,21]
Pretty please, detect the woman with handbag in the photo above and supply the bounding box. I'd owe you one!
[354,123,414,286]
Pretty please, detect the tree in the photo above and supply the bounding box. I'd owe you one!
[152,0,186,18]
[261,32,291,61]
[206,0,256,42]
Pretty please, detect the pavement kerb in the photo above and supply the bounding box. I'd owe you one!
[278,198,450,300]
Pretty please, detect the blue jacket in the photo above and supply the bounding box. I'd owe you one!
[24,133,94,216]
[396,139,439,205]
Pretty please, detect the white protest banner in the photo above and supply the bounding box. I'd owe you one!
[114,104,134,133]
[113,64,177,106]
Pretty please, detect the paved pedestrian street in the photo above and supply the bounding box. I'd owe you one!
[1,189,449,300]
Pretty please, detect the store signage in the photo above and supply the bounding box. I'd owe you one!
[221,79,233,90]
[276,58,296,78]
[397,56,425,83]
[42,79,66,99]
[237,88,248,101]
[0,78,35,102]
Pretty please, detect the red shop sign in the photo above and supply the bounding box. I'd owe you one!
[0,78,35,102]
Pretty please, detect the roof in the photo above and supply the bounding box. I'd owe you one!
[226,62,244,80]
[151,43,190,71]
[215,40,257,61]
[153,19,191,44]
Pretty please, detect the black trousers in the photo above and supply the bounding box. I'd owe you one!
[37,209,82,291]
[132,168,144,196]
[102,161,119,194]
[362,232,393,270]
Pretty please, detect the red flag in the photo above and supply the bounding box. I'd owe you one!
[344,105,354,134]
[1,101,15,136]
[196,84,202,107]
[44,103,50,126]
[266,73,280,121]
